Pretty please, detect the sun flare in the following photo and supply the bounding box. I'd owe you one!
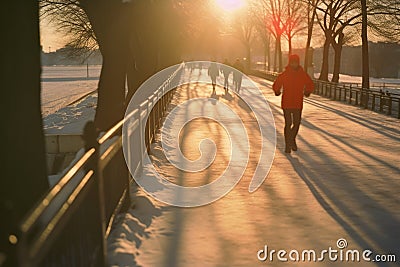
[216,0,246,12]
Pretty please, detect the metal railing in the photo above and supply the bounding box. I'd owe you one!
[12,63,184,267]
[253,70,400,119]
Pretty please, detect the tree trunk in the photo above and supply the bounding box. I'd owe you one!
[81,1,129,132]
[262,32,271,71]
[246,44,251,72]
[95,44,127,131]
[264,42,267,71]
[274,37,278,72]
[331,32,344,83]
[319,31,332,81]
[304,0,317,69]
[267,35,271,71]
[126,1,173,103]
[277,34,283,72]
[1,2,49,265]
[361,0,370,90]
[288,34,292,56]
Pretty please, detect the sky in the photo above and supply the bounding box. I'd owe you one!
[40,17,67,52]
[39,0,384,54]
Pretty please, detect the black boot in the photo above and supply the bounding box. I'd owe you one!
[284,131,291,154]
[291,139,298,151]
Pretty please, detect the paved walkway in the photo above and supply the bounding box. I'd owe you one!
[108,68,400,267]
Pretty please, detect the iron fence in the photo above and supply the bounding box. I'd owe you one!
[11,63,184,267]
[254,70,400,119]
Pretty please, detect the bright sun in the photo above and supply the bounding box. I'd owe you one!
[216,0,246,12]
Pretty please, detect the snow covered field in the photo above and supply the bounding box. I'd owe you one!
[41,65,100,133]
[313,72,400,85]
[41,65,100,116]
[314,73,400,95]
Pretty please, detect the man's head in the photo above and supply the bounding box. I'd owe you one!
[289,54,300,70]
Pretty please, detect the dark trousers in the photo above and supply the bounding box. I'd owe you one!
[211,77,217,90]
[283,109,302,147]
[223,75,229,89]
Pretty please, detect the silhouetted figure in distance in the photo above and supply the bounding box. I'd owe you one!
[233,58,244,93]
[208,61,219,93]
[220,59,231,94]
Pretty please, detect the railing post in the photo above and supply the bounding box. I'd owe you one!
[144,98,150,152]
[397,99,400,119]
[364,90,369,109]
[326,83,329,97]
[153,97,157,141]
[348,86,352,104]
[333,84,337,100]
[157,92,162,128]
[138,105,144,169]
[371,94,375,111]
[146,99,150,151]
[83,121,107,267]
[388,96,392,115]
[355,88,358,106]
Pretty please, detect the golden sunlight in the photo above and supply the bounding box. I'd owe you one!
[215,0,245,12]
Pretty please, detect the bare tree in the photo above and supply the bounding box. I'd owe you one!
[179,1,223,59]
[367,0,400,42]
[40,0,97,59]
[331,28,358,82]
[284,0,307,56]
[303,0,320,71]
[361,0,369,90]
[315,0,362,81]
[257,19,272,71]
[40,0,187,131]
[233,6,255,72]
[363,0,400,89]
[258,0,306,72]
[252,0,272,71]
[261,0,288,72]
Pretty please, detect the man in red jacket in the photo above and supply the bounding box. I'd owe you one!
[272,54,314,153]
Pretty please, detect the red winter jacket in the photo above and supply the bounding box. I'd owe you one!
[272,66,314,109]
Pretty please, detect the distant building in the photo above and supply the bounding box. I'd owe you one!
[40,45,102,66]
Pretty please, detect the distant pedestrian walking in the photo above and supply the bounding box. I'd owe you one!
[208,61,219,92]
[233,59,244,93]
[272,54,314,154]
[220,59,231,93]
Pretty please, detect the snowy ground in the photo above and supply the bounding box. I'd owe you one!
[312,73,400,86]
[107,68,400,266]
[41,65,100,133]
[41,65,100,117]
[43,93,97,135]
[313,73,400,95]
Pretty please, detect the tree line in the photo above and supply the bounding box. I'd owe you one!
[40,0,400,129]
[233,0,399,83]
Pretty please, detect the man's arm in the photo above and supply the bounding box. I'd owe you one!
[304,73,315,97]
[272,74,284,96]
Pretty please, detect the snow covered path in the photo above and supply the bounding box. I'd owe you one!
[108,68,400,267]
